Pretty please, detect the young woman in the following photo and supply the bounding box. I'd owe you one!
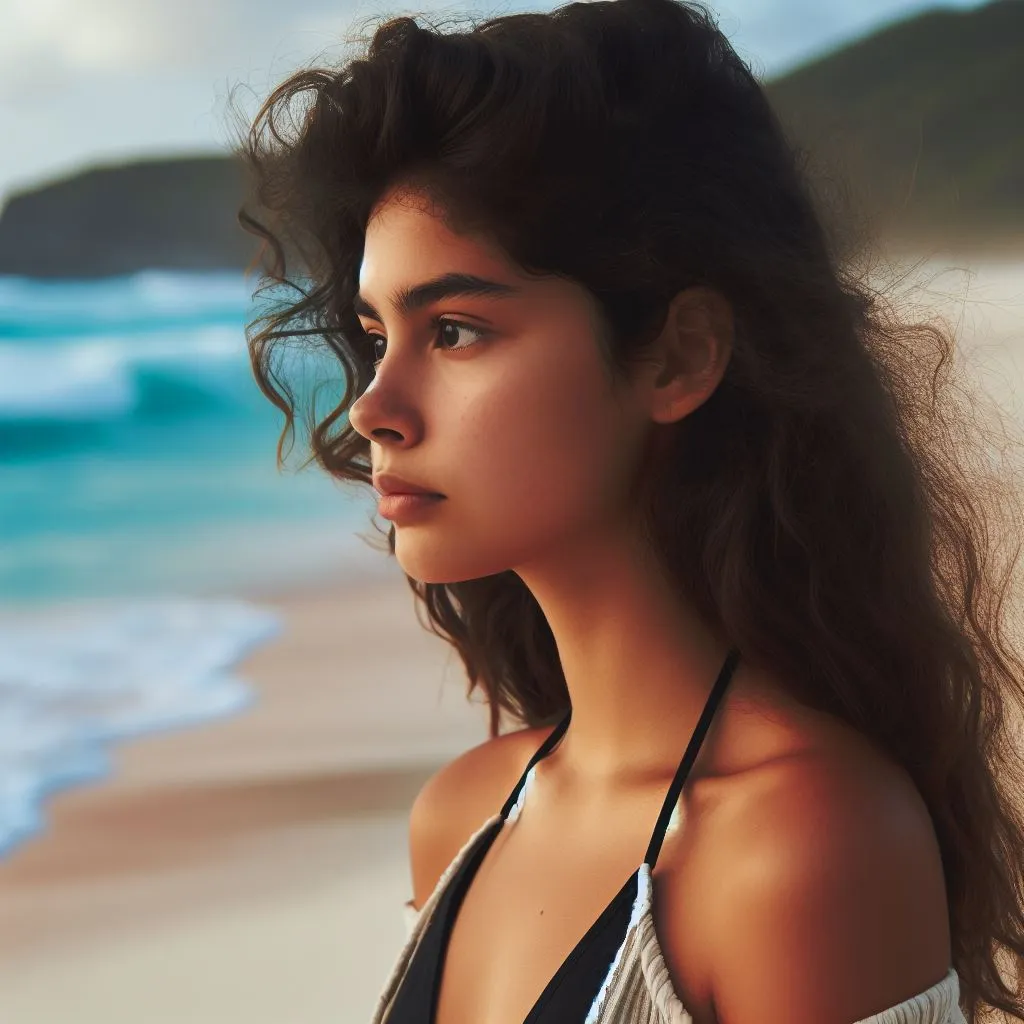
[235,0,1024,1021]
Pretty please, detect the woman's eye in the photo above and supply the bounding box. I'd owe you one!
[367,318,489,368]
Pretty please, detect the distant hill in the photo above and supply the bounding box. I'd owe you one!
[0,0,1020,279]
[0,157,257,279]
[764,0,1024,253]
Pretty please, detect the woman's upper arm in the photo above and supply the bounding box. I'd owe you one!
[695,760,951,1024]
[406,727,547,911]
[407,758,465,911]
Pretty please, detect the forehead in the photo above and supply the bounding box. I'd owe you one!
[357,187,607,337]
[363,187,500,266]
[359,190,518,302]
[358,190,534,320]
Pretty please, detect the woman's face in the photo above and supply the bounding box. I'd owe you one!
[347,187,654,585]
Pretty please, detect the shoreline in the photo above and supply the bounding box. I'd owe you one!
[0,571,490,1024]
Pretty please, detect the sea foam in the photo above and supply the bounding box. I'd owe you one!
[0,598,281,859]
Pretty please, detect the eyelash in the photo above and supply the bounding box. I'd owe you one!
[364,316,491,368]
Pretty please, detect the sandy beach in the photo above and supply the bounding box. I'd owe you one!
[0,571,493,1024]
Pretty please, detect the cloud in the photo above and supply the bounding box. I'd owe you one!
[1,0,185,78]
[717,0,965,72]
[0,0,443,87]
[0,0,403,196]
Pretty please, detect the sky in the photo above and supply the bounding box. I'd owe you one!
[0,0,990,206]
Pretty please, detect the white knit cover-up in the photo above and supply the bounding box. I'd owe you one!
[371,799,968,1024]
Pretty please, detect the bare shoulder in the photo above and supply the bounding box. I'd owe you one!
[407,721,558,911]
[683,731,952,1023]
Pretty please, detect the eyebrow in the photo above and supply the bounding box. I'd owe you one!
[353,272,523,321]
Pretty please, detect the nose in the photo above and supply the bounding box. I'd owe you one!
[348,370,419,447]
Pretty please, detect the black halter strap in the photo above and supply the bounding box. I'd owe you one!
[499,707,572,820]
[644,645,740,868]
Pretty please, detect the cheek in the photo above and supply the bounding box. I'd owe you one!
[453,348,630,539]
[389,335,642,584]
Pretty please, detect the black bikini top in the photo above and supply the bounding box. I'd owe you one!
[384,645,742,1024]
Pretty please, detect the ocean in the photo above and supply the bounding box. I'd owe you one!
[0,270,389,859]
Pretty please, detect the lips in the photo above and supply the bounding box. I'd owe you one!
[372,472,444,497]
[376,491,445,522]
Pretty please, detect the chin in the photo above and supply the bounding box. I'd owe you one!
[392,535,516,586]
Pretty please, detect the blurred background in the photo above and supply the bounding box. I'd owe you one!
[0,1,1021,1021]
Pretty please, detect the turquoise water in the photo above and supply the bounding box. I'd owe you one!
[0,270,385,859]
[0,269,375,605]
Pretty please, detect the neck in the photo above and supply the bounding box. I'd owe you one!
[515,527,736,789]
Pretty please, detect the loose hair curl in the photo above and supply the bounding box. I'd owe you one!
[231,1,1024,1017]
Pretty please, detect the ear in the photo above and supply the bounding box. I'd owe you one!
[642,286,734,426]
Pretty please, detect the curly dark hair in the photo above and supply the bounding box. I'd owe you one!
[230,0,1024,1018]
